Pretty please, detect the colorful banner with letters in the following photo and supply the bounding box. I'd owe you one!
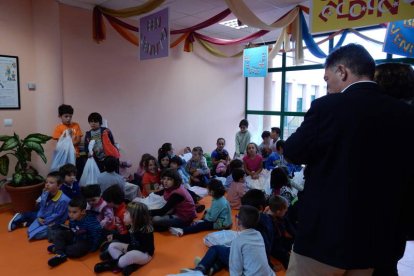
[140,7,169,60]
[311,0,414,33]
[383,19,414,57]
[243,46,268,78]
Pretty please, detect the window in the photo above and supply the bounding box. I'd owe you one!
[245,26,413,141]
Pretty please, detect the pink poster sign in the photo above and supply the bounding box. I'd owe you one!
[140,7,169,60]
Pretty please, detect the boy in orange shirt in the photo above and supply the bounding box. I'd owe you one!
[52,104,83,178]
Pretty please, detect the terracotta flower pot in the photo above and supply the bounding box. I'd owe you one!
[5,182,44,213]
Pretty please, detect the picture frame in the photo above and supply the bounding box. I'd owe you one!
[0,55,20,109]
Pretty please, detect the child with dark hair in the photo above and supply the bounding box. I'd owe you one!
[47,196,102,267]
[8,171,70,240]
[82,185,114,231]
[186,146,210,187]
[170,155,190,185]
[94,202,154,275]
[84,112,118,172]
[52,104,83,179]
[97,156,125,194]
[150,169,196,231]
[224,159,244,189]
[230,205,275,275]
[235,119,251,159]
[182,205,274,276]
[102,185,128,240]
[158,151,170,173]
[59,163,80,199]
[266,140,302,175]
[241,189,275,270]
[169,179,232,236]
[133,153,152,189]
[226,168,247,209]
[258,130,272,163]
[211,138,230,177]
[141,155,161,197]
[270,127,281,152]
[267,195,295,270]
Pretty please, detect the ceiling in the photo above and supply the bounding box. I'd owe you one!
[57,0,309,43]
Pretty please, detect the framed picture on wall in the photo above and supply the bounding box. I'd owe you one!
[0,55,20,109]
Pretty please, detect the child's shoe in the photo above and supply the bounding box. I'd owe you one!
[122,264,140,276]
[8,213,22,232]
[99,249,112,261]
[48,254,67,267]
[94,260,117,273]
[179,268,204,275]
[169,227,184,237]
[47,244,56,254]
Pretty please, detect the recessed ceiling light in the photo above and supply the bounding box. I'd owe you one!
[219,19,248,30]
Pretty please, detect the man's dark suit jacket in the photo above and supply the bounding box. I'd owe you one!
[284,82,414,269]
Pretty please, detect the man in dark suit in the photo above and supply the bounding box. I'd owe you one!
[284,44,414,276]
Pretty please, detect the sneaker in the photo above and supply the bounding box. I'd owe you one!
[48,254,67,267]
[99,249,111,261]
[169,227,184,237]
[179,268,204,275]
[196,204,205,213]
[8,213,23,232]
[194,256,201,267]
[47,244,55,254]
[94,261,117,273]
[122,264,139,276]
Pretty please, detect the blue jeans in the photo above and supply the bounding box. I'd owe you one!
[183,220,214,234]
[197,245,230,274]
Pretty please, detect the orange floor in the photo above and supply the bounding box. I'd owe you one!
[0,196,286,276]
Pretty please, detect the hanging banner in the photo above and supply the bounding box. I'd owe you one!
[311,0,414,33]
[140,7,169,60]
[383,19,414,57]
[243,46,268,78]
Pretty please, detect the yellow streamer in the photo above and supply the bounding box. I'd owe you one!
[98,0,165,18]
[225,0,299,31]
[196,37,243,58]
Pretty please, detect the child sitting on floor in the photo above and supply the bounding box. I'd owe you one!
[211,138,231,177]
[97,156,126,194]
[141,155,161,197]
[101,185,129,242]
[169,179,232,237]
[8,171,70,240]
[186,146,210,187]
[81,184,115,232]
[267,195,295,270]
[47,196,102,267]
[158,151,170,173]
[94,202,154,276]
[170,156,190,186]
[230,205,275,275]
[59,163,80,199]
[270,167,297,205]
[224,159,244,190]
[226,168,247,210]
[243,143,263,180]
[149,169,196,231]
[181,205,274,276]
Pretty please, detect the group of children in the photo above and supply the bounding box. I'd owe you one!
[7,105,302,275]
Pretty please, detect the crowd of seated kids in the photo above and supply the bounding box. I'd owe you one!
[7,108,303,275]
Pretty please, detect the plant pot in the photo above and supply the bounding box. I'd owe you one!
[5,182,44,213]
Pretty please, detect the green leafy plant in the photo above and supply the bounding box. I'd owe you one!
[0,133,51,187]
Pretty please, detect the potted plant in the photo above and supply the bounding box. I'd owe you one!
[0,132,52,212]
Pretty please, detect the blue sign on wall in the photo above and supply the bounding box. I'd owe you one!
[383,19,414,58]
[243,46,268,77]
